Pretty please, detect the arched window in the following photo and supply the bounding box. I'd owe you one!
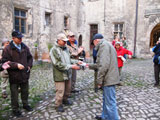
[78,35,82,47]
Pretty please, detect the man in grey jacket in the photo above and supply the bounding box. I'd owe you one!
[88,34,120,120]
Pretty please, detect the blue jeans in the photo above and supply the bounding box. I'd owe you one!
[101,86,119,120]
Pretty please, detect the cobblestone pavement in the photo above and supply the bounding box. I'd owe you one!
[10,59,160,120]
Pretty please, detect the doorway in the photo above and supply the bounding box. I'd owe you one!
[150,23,160,47]
[90,24,98,49]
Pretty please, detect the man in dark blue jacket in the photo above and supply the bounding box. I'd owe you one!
[152,39,160,87]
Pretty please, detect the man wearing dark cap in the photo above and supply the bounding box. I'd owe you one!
[88,33,120,120]
[2,31,33,117]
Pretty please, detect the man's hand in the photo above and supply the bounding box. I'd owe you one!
[78,47,84,53]
[18,63,24,70]
[97,84,102,89]
[128,55,132,59]
[27,66,31,72]
[78,61,83,65]
[2,61,10,70]
[71,64,80,70]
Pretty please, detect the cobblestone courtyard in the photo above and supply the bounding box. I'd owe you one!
[3,59,160,120]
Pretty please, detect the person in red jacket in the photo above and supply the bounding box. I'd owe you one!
[115,41,132,78]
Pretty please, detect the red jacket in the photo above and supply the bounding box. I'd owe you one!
[115,46,132,68]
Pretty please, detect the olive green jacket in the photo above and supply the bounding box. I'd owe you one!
[50,42,78,82]
[89,39,120,86]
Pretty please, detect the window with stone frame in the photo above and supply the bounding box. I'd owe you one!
[113,23,124,39]
[45,12,51,26]
[14,8,27,34]
[64,16,69,29]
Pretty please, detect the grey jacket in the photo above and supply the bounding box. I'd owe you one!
[50,42,78,82]
[89,39,120,86]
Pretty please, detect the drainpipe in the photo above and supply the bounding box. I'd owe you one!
[104,0,106,26]
[133,0,139,58]
[10,0,14,31]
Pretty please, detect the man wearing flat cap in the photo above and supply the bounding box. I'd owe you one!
[50,33,81,112]
[2,31,33,117]
[88,33,120,120]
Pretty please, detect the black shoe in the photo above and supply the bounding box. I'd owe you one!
[56,105,64,112]
[63,100,73,106]
[12,110,22,117]
[71,90,79,93]
[95,115,102,120]
[94,88,98,93]
[154,83,159,87]
[23,105,33,112]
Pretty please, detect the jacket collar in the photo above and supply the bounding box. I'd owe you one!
[55,42,67,50]
[10,41,26,50]
[95,39,104,51]
[115,46,123,51]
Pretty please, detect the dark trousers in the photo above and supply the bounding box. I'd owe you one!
[10,82,29,111]
[71,69,77,91]
[154,64,160,84]
[94,70,98,90]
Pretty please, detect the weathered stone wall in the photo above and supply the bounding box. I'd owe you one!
[79,0,160,58]
[0,0,160,58]
[136,0,160,58]
[0,0,80,58]
[0,0,13,44]
[78,0,135,54]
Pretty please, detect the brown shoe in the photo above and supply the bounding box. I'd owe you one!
[95,115,102,120]
[56,105,65,112]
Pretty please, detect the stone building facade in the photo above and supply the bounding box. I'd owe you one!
[0,0,160,58]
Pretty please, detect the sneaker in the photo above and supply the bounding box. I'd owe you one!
[12,110,22,117]
[95,115,102,120]
[94,88,98,93]
[56,105,64,112]
[63,100,73,106]
[23,105,33,112]
[2,92,8,99]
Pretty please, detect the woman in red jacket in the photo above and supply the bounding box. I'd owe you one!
[115,42,132,78]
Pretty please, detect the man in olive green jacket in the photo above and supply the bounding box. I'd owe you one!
[50,33,80,112]
[88,34,120,120]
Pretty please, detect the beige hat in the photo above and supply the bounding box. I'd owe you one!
[115,41,121,45]
[68,31,75,36]
[57,33,69,41]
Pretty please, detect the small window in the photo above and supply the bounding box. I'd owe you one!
[64,16,69,29]
[14,8,27,33]
[113,23,124,39]
[45,12,51,26]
